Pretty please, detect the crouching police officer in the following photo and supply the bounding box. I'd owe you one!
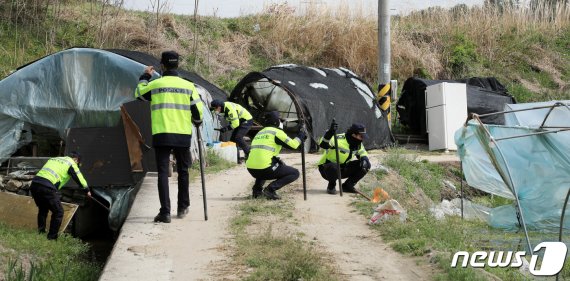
[318,121,371,195]
[210,99,253,159]
[30,152,89,240]
[246,111,306,200]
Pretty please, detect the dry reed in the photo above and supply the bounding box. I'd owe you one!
[249,2,570,88]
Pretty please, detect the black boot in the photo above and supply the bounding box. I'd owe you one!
[341,182,357,193]
[252,187,263,199]
[326,182,337,195]
[263,188,281,200]
[154,213,171,223]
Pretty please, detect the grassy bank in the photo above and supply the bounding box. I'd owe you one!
[0,1,568,102]
[353,150,570,280]
[228,193,340,280]
[0,223,100,281]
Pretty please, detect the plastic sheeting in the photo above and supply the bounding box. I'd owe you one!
[0,48,221,163]
[456,101,570,231]
[0,48,141,162]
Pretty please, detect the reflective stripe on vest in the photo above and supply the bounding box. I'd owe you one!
[36,157,81,189]
[250,144,276,152]
[318,133,367,165]
[40,167,60,181]
[225,102,253,128]
[137,76,201,135]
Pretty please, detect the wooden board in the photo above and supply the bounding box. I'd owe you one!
[0,191,78,234]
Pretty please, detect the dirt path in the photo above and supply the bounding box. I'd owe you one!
[101,151,435,280]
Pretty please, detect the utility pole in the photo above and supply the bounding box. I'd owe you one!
[377,0,393,126]
[378,0,390,85]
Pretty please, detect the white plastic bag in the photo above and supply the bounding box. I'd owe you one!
[368,199,407,224]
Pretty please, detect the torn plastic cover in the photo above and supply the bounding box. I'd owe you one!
[456,102,570,231]
[92,186,137,231]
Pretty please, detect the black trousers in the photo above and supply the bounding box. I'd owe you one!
[155,146,191,215]
[231,120,252,156]
[30,182,63,240]
[318,160,368,189]
[247,163,300,193]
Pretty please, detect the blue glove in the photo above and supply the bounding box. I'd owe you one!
[360,156,371,171]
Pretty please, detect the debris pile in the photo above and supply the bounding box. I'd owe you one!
[0,172,35,196]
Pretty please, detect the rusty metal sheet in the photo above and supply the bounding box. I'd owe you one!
[0,191,77,233]
[122,101,157,172]
[120,106,144,172]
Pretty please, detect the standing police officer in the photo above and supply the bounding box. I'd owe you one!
[135,51,203,223]
[246,111,306,200]
[30,151,89,240]
[318,122,371,195]
[210,99,253,160]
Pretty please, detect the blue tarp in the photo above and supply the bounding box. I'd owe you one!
[456,101,570,231]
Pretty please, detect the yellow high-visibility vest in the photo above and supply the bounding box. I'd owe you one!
[224,102,253,129]
[318,133,368,165]
[246,127,301,169]
[135,76,204,135]
[36,157,88,189]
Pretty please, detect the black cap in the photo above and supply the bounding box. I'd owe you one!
[68,151,81,163]
[348,123,368,139]
[210,99,224,110]
[160,51,179,68]
[264,111,281,127]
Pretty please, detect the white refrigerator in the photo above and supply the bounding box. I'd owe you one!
[425,82,467,151]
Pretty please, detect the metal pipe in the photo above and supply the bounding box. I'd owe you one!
[195,125,208,221]
[460,161,464,220]
[494,128,570,141]
[556,187,570,281]
[475,103,570,118]
[333,119,343,197]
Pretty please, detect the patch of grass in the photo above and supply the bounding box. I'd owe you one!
[229,192,339,280]
[0,223,100,281]
[353,149,563,280]
[383,152,445,201]
[190,149,235,175]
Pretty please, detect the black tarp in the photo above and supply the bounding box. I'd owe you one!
[230,65,394,150]
[396,77,516,135]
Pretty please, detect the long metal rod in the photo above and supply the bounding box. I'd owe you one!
[89,195,110,211]
[494,128,570,141]
[556,187,570,281]
[300,124,307,200]
[475,103,570,118]
[280,83,309,200]
[196,125,208,221]
[333,120,343,197]
[460,161,464,220]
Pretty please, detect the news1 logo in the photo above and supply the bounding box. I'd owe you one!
[451,242,568,276]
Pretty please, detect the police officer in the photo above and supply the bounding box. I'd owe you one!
[30,151,89,240]
[135,51,204,223]
[246,111,306,200]
[210,99,253,159]
[318,121,371,195]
